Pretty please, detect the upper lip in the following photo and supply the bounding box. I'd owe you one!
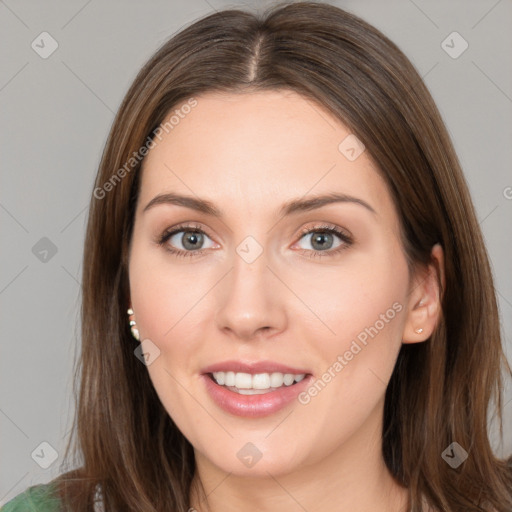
[201,360,312,375]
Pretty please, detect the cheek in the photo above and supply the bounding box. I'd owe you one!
[292,289,406,458]
[128,250,204,420]
[290,243,407,349]
[293,246,408,408]
[128,239,212,341]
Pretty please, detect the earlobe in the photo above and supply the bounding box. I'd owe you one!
[403,301,430,344]
[402,243,444,344]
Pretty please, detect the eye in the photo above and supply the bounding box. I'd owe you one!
[156,223,216,258]
[293,224,353,259]
[156,222,353,260]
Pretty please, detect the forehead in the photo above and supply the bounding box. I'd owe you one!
[137,90,397,225]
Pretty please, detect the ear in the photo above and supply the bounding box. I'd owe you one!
[402,243,445,344]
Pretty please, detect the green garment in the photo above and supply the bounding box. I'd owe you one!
[1,483,61,512]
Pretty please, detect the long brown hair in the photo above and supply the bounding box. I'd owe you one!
[51,2,512,510]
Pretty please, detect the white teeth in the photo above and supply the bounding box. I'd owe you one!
[225,371,236,387]
[283,374,295,386]
[270,372,284,388]
[253,373,270,389]
[211,371,307,390]
[236,388,273,395]
[235,372,252,389]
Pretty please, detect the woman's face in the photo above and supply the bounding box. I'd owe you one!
[128,89,416,477]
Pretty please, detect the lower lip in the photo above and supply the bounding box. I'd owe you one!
[202,374,313,418]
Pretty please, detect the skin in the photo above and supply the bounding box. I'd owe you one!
[127,90,444,512]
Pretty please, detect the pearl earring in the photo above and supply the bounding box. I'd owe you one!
[127,308,140,341]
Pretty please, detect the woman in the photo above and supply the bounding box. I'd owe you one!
[3,1,511,511]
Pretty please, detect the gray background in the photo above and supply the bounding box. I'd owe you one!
[1,0,511,504]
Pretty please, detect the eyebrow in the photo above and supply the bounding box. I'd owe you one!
[142,192,377,217]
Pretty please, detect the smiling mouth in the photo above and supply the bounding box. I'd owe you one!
[207,371,309,395]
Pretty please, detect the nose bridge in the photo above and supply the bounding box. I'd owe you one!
[214,234,285,339]
[228,237,273,311]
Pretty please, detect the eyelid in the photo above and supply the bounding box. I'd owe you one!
[296,222,352,240]
[157,222,218,246]
[157,221,353,258]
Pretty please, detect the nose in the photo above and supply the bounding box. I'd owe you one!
[214,248,287,342]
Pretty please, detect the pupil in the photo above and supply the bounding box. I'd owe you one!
[312,232,332,250]
[183,231,202,250]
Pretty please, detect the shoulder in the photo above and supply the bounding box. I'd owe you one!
[1,482,61,512]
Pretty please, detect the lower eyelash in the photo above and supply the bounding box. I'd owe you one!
[157,224,353,259]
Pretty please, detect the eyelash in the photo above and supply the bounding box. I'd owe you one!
[156,222,353,260]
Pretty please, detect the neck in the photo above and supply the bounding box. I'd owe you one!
[189,400,410,512]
